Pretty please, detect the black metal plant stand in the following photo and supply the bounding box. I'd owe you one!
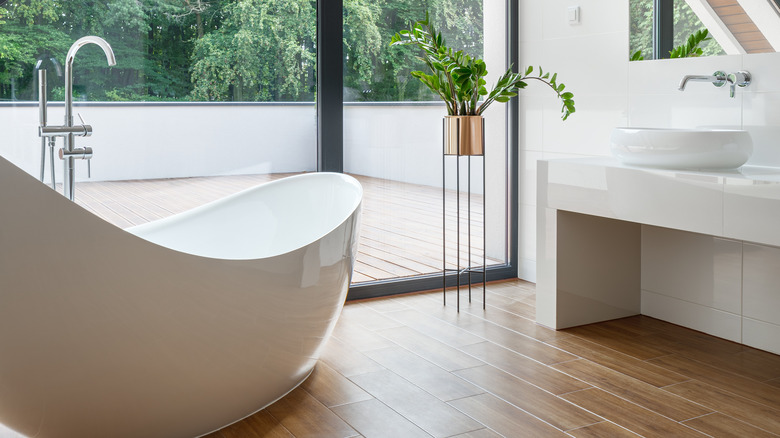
[442,133,486,312]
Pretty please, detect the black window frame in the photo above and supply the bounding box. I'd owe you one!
[316,0,520,300]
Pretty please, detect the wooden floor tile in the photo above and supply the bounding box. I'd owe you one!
[438,295,571,343]
[339,305,403,331]
[454,364,601,431]
[546,335,688,387]
[562,388,709,437]
[563,324,672,360]
[265,388,358,438]
[348,370,482,438]
[207,410,292,438]
[384,309,484,348]
[591,316,668,337]
[738,349,780,381]
[458,319,578,365]
[567,421,641,438]
[552,359,712,421]
[448,393,568,437]
[375,325,485,372]
[331,319,396,352]
[459,341,591,395]
[319,337,384,378]
[649,354,780,411]
[682,412,778,438]
[448,429,503,438]
[363,346,483,401]
[299,362,373,408]
[664,380,780,434]
[637,331,780,381]
[330,399,430,438]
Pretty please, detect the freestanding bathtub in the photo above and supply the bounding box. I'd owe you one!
[0,155,362,438]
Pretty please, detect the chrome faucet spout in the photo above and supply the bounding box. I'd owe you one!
[678,71,726,91]
[65,36,116,126]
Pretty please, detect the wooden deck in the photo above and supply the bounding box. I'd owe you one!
[70,173,503,283]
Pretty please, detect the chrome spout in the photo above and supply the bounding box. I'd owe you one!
[60,36,115,201]
[678,71,726,91]
[64,36,116,127]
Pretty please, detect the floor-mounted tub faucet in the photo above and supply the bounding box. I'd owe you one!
[38,36,116,201]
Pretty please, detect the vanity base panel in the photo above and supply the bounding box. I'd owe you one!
[641,289,742,343]
[537,210,641,330]
[537,158,780,355]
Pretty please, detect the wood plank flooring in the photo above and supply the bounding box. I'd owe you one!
[69,173,502,283]
[200,279,780,438]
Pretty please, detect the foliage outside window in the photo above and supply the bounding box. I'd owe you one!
[0,0,482,103]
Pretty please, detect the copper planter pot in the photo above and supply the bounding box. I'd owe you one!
[444,116,484,156]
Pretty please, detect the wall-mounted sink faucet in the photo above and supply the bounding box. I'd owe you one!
[37,36,116,201]
[678,71,726,91]
[678,70,751,98]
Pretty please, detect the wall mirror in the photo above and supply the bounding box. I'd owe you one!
[630,0,780,60]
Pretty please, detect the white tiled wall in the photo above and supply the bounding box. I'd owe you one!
[519,0,780,282]
[641,227,780,354]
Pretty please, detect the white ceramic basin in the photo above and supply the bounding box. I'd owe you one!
[610,127,753,170]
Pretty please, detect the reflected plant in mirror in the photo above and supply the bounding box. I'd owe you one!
[630,0,780,61]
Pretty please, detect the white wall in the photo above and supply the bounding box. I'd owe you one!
[1,103,317,182]
[518,0,780,281]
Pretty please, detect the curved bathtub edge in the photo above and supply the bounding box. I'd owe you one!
[195,367,315,438]
[0,155,362,438]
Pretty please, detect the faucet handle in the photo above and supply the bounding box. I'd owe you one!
[727,71,751,97]
[77,113,93,137]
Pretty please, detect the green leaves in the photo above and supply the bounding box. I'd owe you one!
[630,49,644,61]
[669,28,710,59]
[391,12,574,120]
[477,65,575,120]
[390,13,490,115]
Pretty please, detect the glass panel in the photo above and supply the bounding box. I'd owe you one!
[0,1,316,226]
[343,2,508,283]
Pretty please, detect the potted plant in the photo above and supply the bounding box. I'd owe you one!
[391,12,575,155]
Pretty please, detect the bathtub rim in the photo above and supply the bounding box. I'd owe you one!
[125,171,364,262]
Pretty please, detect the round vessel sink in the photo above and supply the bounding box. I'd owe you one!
[610,127,753,170]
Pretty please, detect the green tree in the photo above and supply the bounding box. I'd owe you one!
[343,0,483,102]
[0,0,69,100]
[2,0,486,103]
[189,0,316,101]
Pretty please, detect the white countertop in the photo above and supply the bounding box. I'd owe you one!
[539,157,780,247]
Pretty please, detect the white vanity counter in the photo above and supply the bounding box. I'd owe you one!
[537,157,780,354]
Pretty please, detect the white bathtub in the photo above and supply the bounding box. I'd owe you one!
[0,156,362,438]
